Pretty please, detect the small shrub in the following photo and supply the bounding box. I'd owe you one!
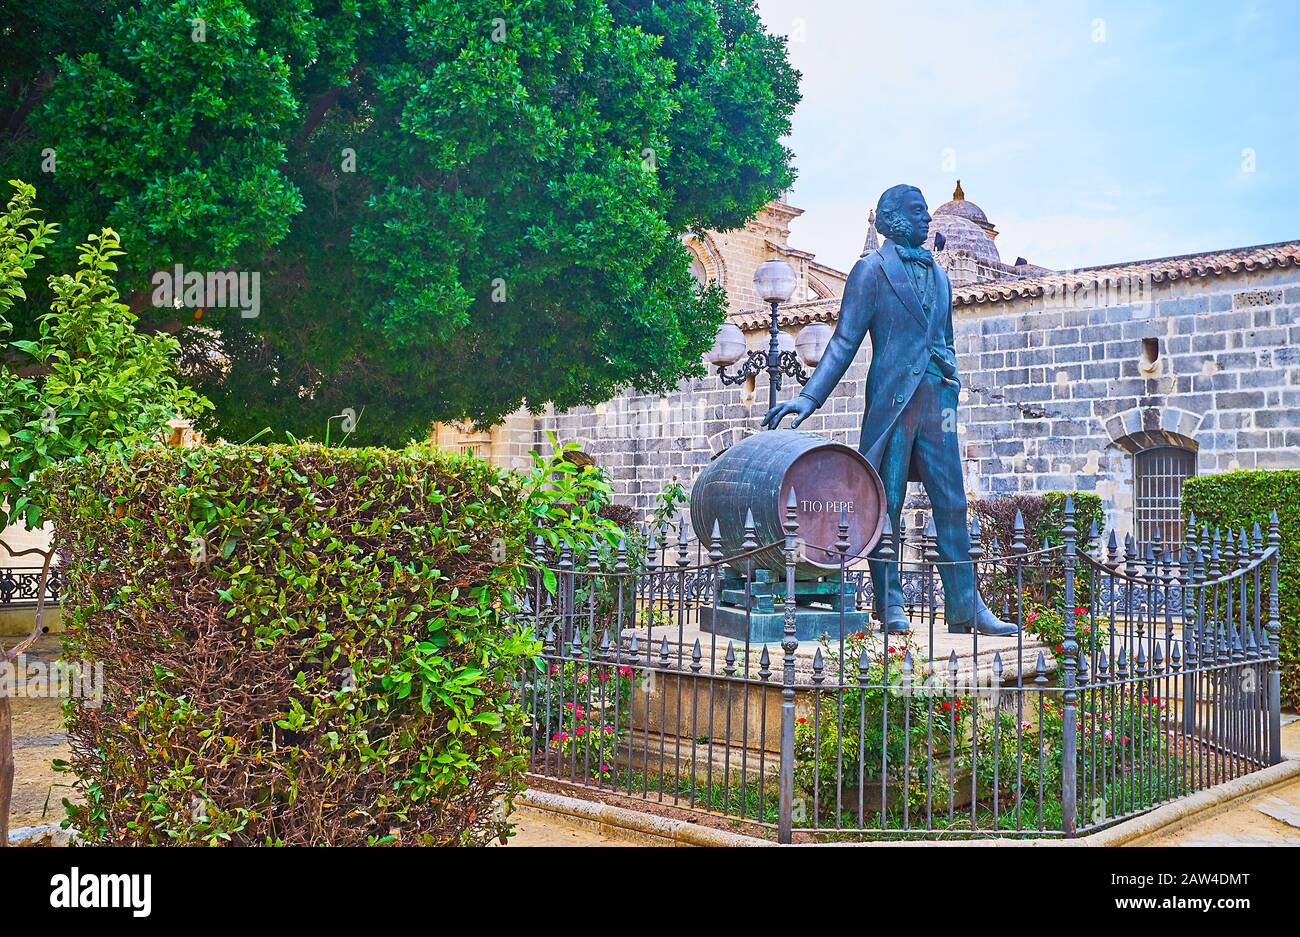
[971,491,1102,554]
[794,631,969,819]
[528,659,636,782]
[972,491,1103,612]
[1018,595,1108,658]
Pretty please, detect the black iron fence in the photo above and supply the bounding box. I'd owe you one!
[516,497,1283,843]
[0,566,61,607]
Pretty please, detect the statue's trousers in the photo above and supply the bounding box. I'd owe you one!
[866,363,984,626]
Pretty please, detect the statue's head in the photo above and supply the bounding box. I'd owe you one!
[875,185,931,249]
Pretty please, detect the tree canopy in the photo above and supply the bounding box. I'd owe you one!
[0,0,799,444]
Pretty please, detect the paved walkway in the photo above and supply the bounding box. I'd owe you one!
[4,635,71,831]
[1136,714,1300,846]
[500,807,660,847]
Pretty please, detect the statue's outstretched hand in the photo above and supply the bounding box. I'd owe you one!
[762,395,817,430]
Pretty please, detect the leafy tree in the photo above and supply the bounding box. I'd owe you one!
[0,180,210,532]
[0,0,800,444]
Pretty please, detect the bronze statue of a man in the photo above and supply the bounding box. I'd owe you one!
[764,184,1016,636]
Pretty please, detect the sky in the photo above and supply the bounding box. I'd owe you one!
[753,0,1300,274]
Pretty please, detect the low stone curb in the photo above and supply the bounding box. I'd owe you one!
[1078,756,1300,847]
[516,789,773,847]
[7,823,74,847]
[521,757,1300,847]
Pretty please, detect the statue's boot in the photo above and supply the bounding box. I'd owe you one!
[882,606,911,634]
[947,601,1018,636]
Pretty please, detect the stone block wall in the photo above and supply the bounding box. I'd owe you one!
[537,264,1300,543]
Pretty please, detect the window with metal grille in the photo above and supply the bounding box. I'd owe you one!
[1133,446,1196,548]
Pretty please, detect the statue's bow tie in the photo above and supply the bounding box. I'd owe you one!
[895,244,935,266]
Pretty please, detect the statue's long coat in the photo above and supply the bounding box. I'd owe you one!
[800,239,957,482]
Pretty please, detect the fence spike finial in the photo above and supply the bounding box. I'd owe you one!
[742,508,758,551]
[878,514,896,564]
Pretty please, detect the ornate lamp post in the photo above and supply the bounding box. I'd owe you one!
[708,259,828,417]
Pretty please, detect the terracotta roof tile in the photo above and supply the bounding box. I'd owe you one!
[730,240,1300,330]
[732,298,839,331]
[954,240,1300,307]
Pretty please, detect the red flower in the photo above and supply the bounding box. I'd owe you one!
[796,717,807,724]
[1075,606,1087,616]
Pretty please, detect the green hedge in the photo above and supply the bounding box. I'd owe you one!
[1182,470,1298,710]
[971,491,1103,552]
[44,443,538,845]
[971,492,1104,612]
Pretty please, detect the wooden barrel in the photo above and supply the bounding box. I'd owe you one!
[689,429,886,576]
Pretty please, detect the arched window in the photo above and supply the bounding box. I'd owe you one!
[1133,445,1197,547]
[688,255,708,289]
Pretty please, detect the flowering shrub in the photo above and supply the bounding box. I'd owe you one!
[794,631,972,818]
[1020,595,1107,658]
[530,658,636,781]
[973,690,1190,830]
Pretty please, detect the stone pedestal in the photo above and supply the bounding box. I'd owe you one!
[699,570,871,643]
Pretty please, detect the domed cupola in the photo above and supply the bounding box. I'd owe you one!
[927,180,1000,264]
[934,180,997,235]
